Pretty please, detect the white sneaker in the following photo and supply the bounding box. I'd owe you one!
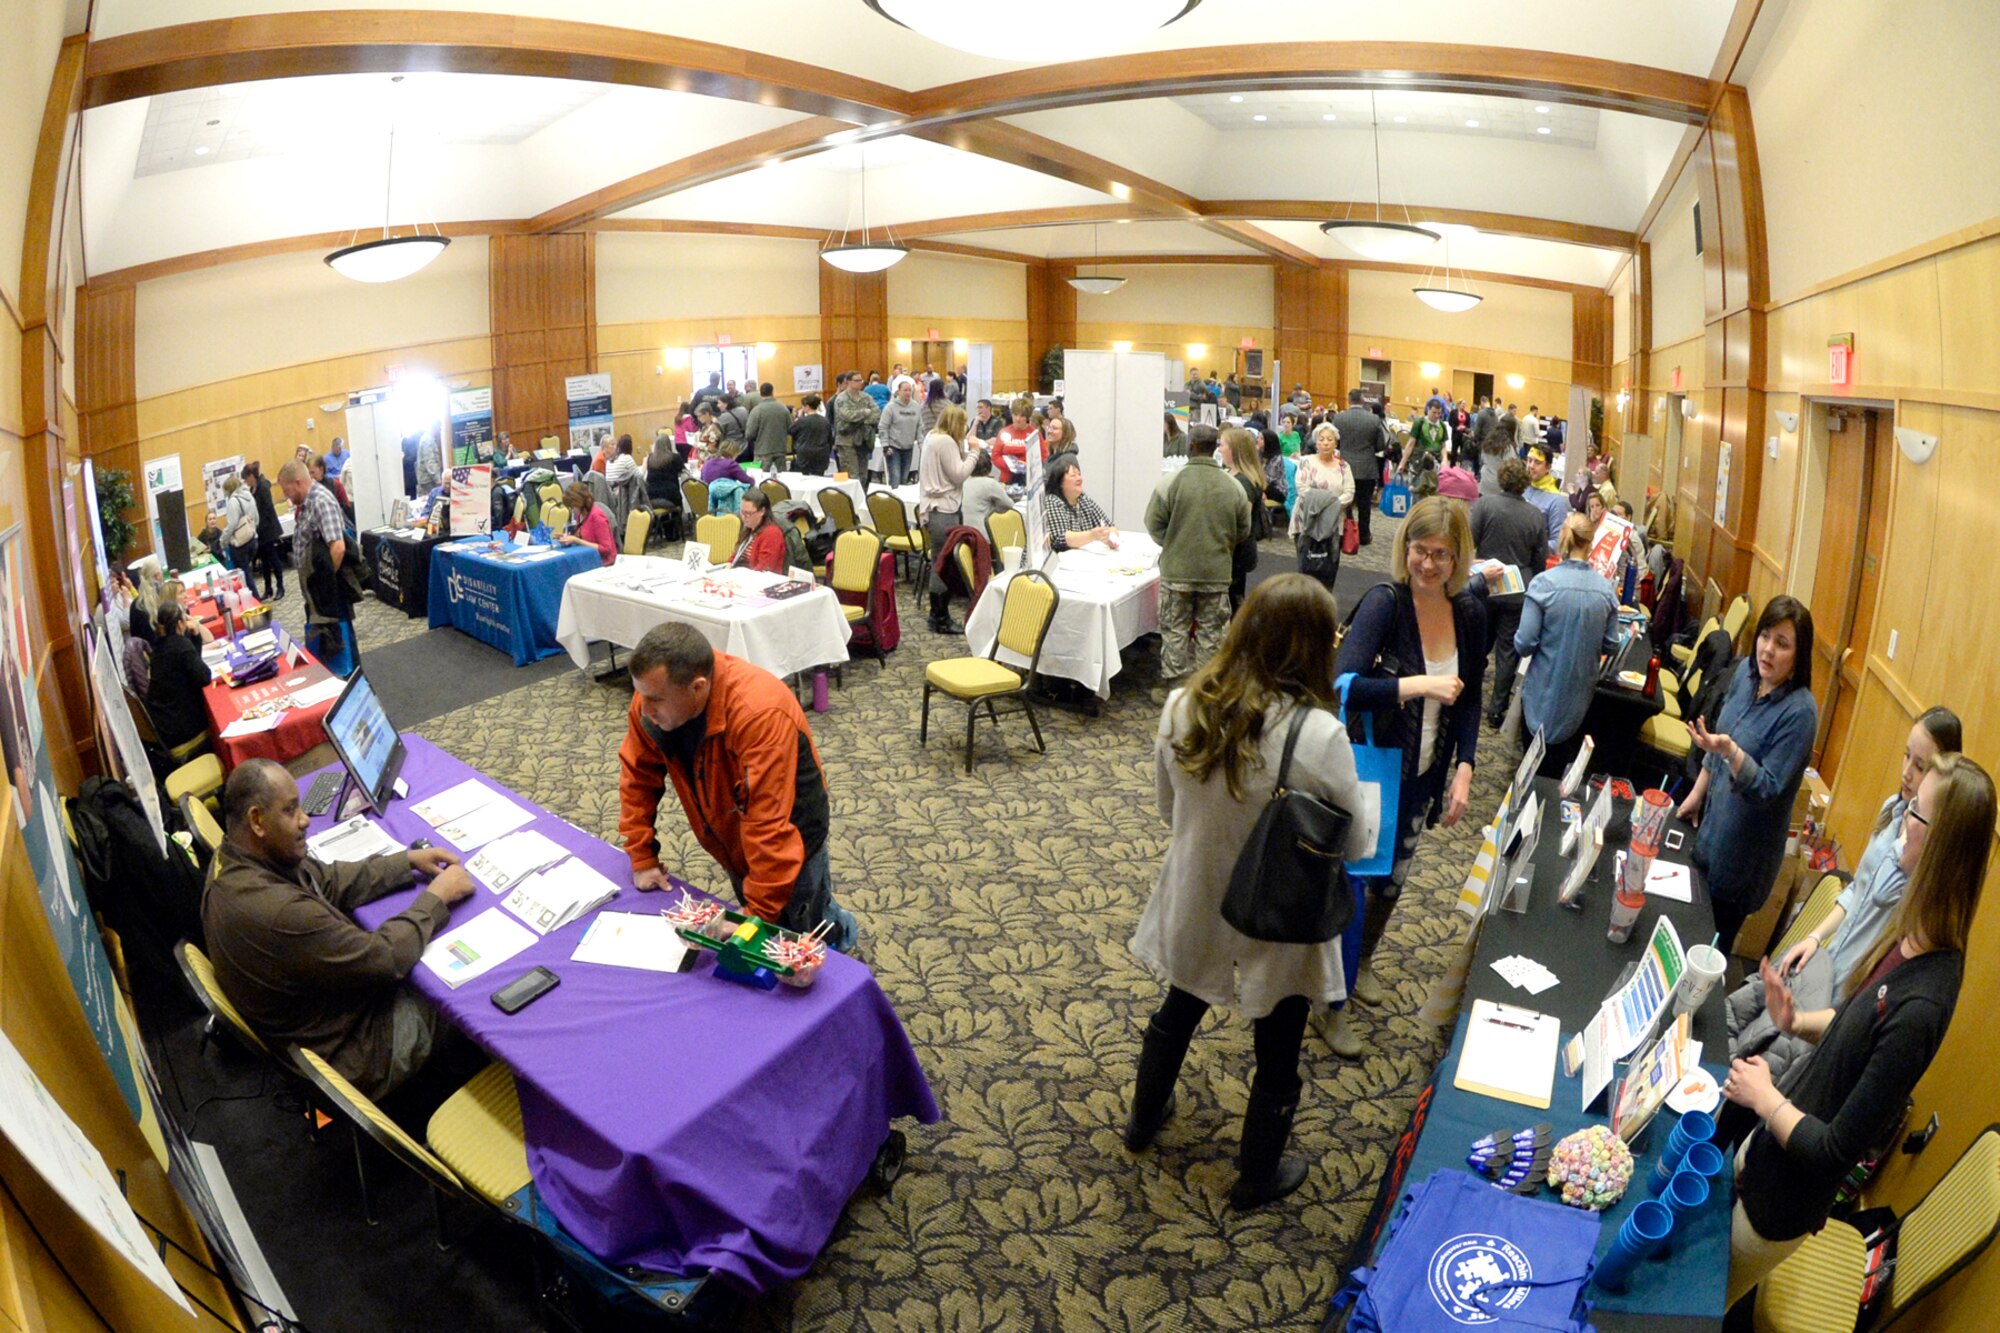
[1350,967,1385,1007]
[1312,1005,1363,1059]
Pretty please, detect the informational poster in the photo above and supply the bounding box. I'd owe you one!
[1585,513,1635,586]
[1714,439,1732,521]
[792,365,823,395]
[142,454,188,568]
[449,464,492,537]
[91,620,165,852]
[81,457,109,591]
[565,373,613,456]
[201,455,242,515]
[448,386,494,465]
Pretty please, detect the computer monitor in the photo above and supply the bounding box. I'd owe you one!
[323,669,405,815]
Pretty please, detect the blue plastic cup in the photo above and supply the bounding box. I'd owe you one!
[1665,1168,1710,1223]
[1592,1200,1675,1292]
[1649,1109,1718,1192]
[1680,1140,1725,1185]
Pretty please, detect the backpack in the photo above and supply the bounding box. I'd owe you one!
[66,776,205,1000]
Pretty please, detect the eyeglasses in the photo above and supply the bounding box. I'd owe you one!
[1408,544,1457,567]
[1908,807,1931,827]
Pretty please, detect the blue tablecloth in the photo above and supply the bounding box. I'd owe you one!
[346,737,937,1294]
[427,538,601,665]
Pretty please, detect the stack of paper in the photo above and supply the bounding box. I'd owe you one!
[467,829,569,894]
[287,676,346,708]
[502,857,621,934]
[570,911,690,973]
[413,778,537,851]
[1490,955,1560,995]
[419,908,538,989]
[307,815,403,864]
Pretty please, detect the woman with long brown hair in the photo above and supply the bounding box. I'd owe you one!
[1721,752,1993,1307]
[1126,574,1376,1210]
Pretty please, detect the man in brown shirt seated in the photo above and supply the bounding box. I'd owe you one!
[201,758,475,1098]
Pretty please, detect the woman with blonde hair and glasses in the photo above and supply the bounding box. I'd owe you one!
[1721,752,1993,1308]
[1127,574,1375,1209]
[1326,495,1486,1055]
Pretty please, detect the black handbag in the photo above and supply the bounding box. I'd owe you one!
[1221,706,1356,944]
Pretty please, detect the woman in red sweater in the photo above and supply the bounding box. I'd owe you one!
[732,488,789,574]
[556,482,619,566]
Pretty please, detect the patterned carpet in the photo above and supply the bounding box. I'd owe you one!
[264,520,1526,1331]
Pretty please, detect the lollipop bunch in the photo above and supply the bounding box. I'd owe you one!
[1547,1125,1634,1210]
[661,891,726,937]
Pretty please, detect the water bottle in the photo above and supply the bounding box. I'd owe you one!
[1644,654,1661,697]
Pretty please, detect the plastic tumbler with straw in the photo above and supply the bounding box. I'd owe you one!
[1591,1199,1676,1292]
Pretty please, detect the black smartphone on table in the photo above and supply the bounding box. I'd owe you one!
[492,966,560,1013]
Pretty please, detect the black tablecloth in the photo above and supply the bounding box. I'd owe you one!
[1584,619,1668,778]
[362,527,447,617]
[1346,776,1727,1333]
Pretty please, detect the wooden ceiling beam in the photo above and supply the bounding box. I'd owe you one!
[1199,201,1635,252]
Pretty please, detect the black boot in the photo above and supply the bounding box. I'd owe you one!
[1228,1084,1309,1209]
[927,592,962,636]
[1354,882,1398,975]
[1124,1017,1193,1151]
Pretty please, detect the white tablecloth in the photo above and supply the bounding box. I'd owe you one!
[555,557,852,680]
[766,473,865,522]
[964,560,1160,698]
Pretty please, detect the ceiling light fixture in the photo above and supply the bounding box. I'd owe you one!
[1321,92,1439,263]
[1537,126,1552,135]
[861,0,1202,57]
[1535,105,1551,114]
[1412,231,1483,313]
[1393,114,1407,123]
[1252,114,1268,122]
[325,78,450,283]
[1465,119,1480,128]
[1229,95,1244,104]
[1322,112,1337,121]
[819,143,908,273]
[1067,223,1127,295]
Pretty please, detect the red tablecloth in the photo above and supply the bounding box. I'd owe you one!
[189,591,265,640]
[202,653,335,769]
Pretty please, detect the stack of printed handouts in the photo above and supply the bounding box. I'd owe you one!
[306,815,404,864]
[411,778,537,851]
[501,857,621,934]
[465,829,569,894]
[1490,954,1561,995]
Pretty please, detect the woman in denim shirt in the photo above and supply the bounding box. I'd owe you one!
[1515,513,1622,778]
[1678,596,1820,952]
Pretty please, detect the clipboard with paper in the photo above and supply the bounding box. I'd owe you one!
[1454,999,1562,1110]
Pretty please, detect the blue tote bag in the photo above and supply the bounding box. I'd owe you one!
[1334,1169,1600,1333]
[1336,673,1400,878]
[1379,478,1412,518]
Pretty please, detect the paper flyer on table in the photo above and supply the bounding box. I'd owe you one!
[0,1030,193,1312]
[434,794,536,851]
[412,778,501,827]
[221,711,283,738]
[307,815,403,863]
[420,908,538,989]
[467,830,569,894]
[571,911,690,973]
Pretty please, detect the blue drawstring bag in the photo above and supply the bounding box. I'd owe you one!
[1333,1169,1600,1332]
[1336,673,1401,878]
[1380,478,1413,518]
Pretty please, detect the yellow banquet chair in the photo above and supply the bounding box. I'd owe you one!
[867,490,929,598]
[830,529,885,670]
[426,1062,532,1211]
[761,478,792,506]
[1755,1127,2000,1333]
[1671,615,1718,669]
[1638,668,1700,760]
[923,569,1060,774]
[164,751,225,808]
[680,478,709,518]
[986,510,1027,557]
[1723,594,1753,649]
[819,487,860,533]
[537,482,564,512]
[179,792,224,861]
[622,508,651,556]
[695,513,741,566]
[289,1044,478,1230]
[1767,871,1851,963]
[176,940,271,1058]
[541,503,569,535]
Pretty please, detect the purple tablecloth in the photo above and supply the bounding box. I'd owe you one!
[339,736,938,1293]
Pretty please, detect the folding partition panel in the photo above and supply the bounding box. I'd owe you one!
[1061,349,1168,536]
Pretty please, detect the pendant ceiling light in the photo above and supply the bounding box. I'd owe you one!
[326,78,449,283]
[821,143,908,273]
[862,0,1202,58]
[1320,92,1439,263]
[1067,225,1127,295]
[1412,233,1484,312]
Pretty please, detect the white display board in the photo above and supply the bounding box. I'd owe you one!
[1062,349,1170,537]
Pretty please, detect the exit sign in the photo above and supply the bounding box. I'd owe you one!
[1829,333,1854,387]
[716,333,732,346]
[927,328,941,340]
[1367,346,1383,359]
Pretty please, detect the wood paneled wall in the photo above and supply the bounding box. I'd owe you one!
[1275,264,1348,402]
[1026,264,1076,389]
[1571,289,1614,396]
[77,283,141,548]
[818,266,887,386]
[490,234,594,444]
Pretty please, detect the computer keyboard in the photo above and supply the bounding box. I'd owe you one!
[302,771,342,816]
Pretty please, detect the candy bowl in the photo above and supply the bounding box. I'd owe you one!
[1547,1125,1635,1210]
[766,933,829,988]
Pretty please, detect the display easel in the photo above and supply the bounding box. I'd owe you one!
[1235,347,1267,413]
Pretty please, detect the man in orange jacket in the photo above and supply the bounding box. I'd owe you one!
[618,622,858,951]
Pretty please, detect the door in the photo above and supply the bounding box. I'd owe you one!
[967,343,994,404]
[1811,407,1892,779]
[1662,396,1685,551]
[691,346,758,398]
[1451,370,1477,408]
[1471,371,1494,404]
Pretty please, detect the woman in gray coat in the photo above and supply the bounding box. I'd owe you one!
[1126,574,1376,1209]
[877,379,924,487]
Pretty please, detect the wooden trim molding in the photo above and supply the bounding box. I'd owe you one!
[87,220,524,289]
[1201,200,1635,252]
[1768,212,2000,310]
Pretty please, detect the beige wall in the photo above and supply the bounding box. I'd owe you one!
[1748,0,2000,301]
[594,231,820,325]
[134,240,492,399]
[1078,263,1273,329]
[1349,269,1573,363]
[1610,261,1633,368]
[887,252,1026,322]
[0,0,68,318]
[1648,172,1705,350]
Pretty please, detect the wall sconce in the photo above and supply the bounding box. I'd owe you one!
[1895,425,1939,465]
[1775,409,1799,432]
[1505,373,1526,390]
[1186,343,1207,360]
[1420,362,1442,379]
[1112,340,1134,354]
[1681,399,1698,418]
[1615,391,1630,411]
[953,338,969,352]
[894,338,912,353]
[755,342,777,359]
[664,348,689,369]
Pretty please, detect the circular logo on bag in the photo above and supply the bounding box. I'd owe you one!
[1427,1232,1533,1325]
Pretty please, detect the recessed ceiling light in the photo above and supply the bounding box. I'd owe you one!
[1536,126,1551,135]
[1322,112,1337,121]
[1465,119,1480,128]
[1535,105,1550,114]
[193,146,210,155]
[1393,114,1407,123]
[1252,114,1267,122]
[1228,95,1244,103]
